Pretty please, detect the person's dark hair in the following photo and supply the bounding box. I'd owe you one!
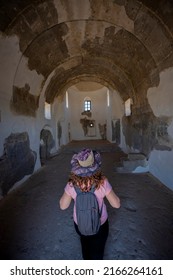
[68,171,106,192]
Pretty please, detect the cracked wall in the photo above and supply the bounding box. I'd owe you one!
[0,0,173,190]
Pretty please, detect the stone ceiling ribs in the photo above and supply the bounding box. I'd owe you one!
[0,0,173,104]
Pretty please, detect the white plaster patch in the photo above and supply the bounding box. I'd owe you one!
[93,1,134,32]
[113,5,134,32]
[132,165,149,173]
[54,0,134,32]
[147,68,173,117]
[64,21,121,56]
[149,149,173,190]
[62,21,85,56]
[54,0,91,23]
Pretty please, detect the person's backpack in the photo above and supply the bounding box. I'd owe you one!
[75,185,102,236]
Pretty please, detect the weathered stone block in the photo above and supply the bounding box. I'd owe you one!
[0,132,36,196]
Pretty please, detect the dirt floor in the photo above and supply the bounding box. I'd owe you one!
[0,140,173,260]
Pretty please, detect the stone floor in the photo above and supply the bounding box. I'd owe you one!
[0,140,173,260]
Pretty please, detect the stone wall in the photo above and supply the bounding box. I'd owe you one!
[0,132,36,196]
[0,0,173,190]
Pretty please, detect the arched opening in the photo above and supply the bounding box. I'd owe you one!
[0,0,173,192]
[39,126,55,166]
[58,81,123,143]
[0,0,173,263]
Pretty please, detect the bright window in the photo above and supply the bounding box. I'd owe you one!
[44,102,51,119]
[84,100,91,111]
[107,89,110,107]
[125,98,133,116]
[66,91,69,108]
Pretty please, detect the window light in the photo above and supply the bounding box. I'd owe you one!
[125,98,133,116]
[84,100,91,111]
[44,102,51,119]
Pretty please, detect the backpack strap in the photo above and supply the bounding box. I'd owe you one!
[90,184,103,216]
[74,185,82,194]
[74,184,95,193]
[90,184,96,193]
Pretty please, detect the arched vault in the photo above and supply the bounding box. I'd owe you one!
[0,0,173,106]
[1,0,173,155]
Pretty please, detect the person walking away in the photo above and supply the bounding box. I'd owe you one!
[59,148,120,260]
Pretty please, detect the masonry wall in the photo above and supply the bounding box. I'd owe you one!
[1,34,173,194]
[0,35,59,196]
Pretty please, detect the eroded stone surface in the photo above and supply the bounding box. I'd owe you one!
[0,132,36,196]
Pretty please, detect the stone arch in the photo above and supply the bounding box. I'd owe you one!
[0,0,173,188]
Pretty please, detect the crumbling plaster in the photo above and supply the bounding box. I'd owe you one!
[14,56,43,96]
[0,0,173,190]
[0,34,50,168]
[2,0,172,116]
[3,0,172,105]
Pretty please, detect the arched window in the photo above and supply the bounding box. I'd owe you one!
[66,91,69,108]
[84,97,91,111]
[125,98,133,116]
[44,102,51,119]
[107,89,110,107]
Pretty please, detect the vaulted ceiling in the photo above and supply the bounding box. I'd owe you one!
[1,0,173,105]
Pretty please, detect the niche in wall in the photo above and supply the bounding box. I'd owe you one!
[40,127,55,165]
[112,119,120,144]
[125,98,133,116]
[98,123,107,139]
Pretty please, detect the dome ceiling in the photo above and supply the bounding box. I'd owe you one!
[0,0,173,104]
